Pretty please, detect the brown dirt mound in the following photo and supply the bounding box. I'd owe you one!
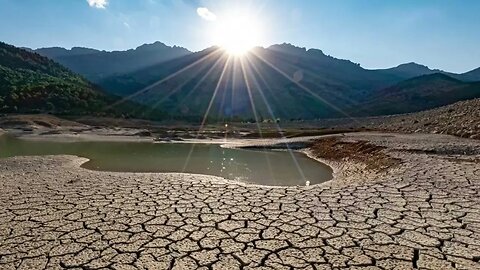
[310,138,401,171]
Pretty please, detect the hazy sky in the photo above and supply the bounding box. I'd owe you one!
[1,0,479,73]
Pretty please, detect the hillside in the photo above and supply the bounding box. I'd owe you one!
[35,41,480,93]
[97,44,480,120]
[322,98,480,139]
[375,62,480,82]
[375,62,438,79]
[460,67,480,81]
[378,98,480,139]
[23,41,480,121]
[35,42,191,81]
[0,42,165,119]
[98,44,415,120]
[0,42,110,114]
[356,73,480,116]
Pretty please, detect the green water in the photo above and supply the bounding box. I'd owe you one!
[0,135,332,186]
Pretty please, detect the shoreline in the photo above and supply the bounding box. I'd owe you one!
[2,131,480,269]
[1,129,479,190]
[1,129,338,188]
[4,128,344,144]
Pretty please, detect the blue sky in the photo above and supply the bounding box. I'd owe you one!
[0,0,479,73]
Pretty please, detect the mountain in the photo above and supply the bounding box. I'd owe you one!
[375,62,438,79]
[35,47,100,58]
[0,41,112,114]
[35,42,191,81]
[356,73,480,116]
[0,42,164,119]
[98,44,419,120]
[24,41,480,120]
[95,43,480,120]
[375,62,480,82]
[460,67,480,81]
[264,44,403,93]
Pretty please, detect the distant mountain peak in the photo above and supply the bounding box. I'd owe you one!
[36,46,66,50]
[136,41,167,50]
[375,61,438,79]
[271,43,305,49]
[462,67,480,80]
[35,46,99,57]
[395,62,431,70]
[306,48,325,56]
[408,72,462,82]
[402,62,423,66]
[70,47,101,54]
[268,43,307,54]
[135,41,190,53]
[34,41,192,82]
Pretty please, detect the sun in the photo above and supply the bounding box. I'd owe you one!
[213,15,262,56]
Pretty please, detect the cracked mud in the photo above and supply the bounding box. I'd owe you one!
[1,133,480,270]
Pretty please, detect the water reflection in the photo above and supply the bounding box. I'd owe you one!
[0,135,332,186]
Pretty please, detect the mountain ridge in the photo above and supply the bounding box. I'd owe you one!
[35,41,480,78]
[356,73,480,116]
[4,40,480,121]
[0,42,166,119]
[96,45,480,120]
[35,41,190,56]
[0,41,108,114]
[34,42,192,81]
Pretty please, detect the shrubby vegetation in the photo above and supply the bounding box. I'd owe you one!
[0,42,165,119]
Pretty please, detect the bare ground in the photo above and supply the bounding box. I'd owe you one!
[1,132,480,269]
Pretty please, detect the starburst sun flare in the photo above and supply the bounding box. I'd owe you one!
[211,14,263,56]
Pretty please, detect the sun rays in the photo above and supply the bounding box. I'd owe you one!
[213,16,261,56]
[199,5,266,56]
[104,44,363,185]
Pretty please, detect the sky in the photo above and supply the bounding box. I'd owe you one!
[0,0,479,73]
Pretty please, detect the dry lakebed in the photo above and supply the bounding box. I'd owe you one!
[1,130,480,269]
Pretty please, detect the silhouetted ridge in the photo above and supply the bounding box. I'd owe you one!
[356,73,480,115]
[22,40,480,120]
[268,43,308,55]
[34,42,192,81]
[461,67,480,81]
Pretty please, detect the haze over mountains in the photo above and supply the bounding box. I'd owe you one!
[2,41,479,120]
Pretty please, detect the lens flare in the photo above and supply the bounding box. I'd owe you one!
[213,15,262,56]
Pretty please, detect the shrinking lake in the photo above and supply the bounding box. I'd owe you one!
[0,135,332,186]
